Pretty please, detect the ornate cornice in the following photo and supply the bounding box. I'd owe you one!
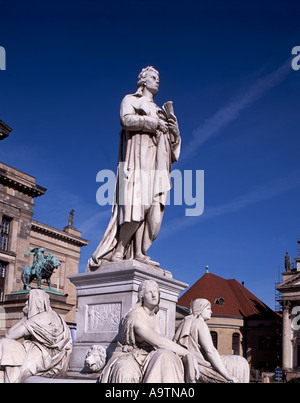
[277,272,300,289]
[0,163,46,198]
[31,220,89,247]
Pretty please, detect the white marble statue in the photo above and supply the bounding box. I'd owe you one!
[87,66,181,271]
[174,298,250,383]
[0,289,72,383]
[100,280,206,383]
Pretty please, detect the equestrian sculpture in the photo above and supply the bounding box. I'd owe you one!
[21,247,61,291]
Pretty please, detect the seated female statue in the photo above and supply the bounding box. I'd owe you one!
[174,298,250,383]
[101,280,204,383]
[0,289,72,383]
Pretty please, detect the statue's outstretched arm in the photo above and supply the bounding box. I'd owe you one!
[133,311,193,359]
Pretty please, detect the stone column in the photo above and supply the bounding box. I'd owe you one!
[282,301,292,369]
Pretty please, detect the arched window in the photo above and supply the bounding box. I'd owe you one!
[210,331,218,349]
[232,332,240,355]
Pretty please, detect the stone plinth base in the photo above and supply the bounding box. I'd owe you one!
[0,289,73,337]
[24,376,95,383]
[67,260,188,379]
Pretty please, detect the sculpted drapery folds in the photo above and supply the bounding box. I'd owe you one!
[174,299,250,383]
[100,280,201,383]
[0,289,72,383]
[87,66,181,271]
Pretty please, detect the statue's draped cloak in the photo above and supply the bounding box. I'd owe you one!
[0,290,72,383]
[21,309,72,378]
[174,314,249,383]
[87,93,181,270]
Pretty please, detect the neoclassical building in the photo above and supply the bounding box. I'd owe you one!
[276,246,300,373]
[0,155,88,331]
[177,269,281,371]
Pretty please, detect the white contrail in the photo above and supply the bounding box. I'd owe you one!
[78,209,110,234]
[161,168,300,238]
[180,59,291,162]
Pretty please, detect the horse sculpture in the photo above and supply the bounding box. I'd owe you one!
[21,247,61,291]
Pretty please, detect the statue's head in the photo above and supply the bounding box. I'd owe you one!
[137,279,160,313]
[136,66,159,96]
[24,289,52,318]
[84,345,107,372]
[190,298,212,321]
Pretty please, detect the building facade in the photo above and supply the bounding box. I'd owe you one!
[177,270,281,371]
[276,245,300,374]
[0,160,88,326]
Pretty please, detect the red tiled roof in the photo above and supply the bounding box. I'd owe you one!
[178,272,275,319]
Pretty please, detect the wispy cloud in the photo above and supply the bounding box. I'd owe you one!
[162,59,294,238]
[161,169,300,238]
[79,209,111,234]
[180,59,291,162]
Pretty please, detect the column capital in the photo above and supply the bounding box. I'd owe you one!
[282,300,291,311]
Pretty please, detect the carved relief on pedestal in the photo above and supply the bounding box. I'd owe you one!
[86,303,121,332]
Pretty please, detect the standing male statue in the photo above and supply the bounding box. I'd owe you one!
[87,66,181,271]
[68,209,74,227]
[284,252,291,271]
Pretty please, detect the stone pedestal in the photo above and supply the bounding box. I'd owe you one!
[67,260,188,379]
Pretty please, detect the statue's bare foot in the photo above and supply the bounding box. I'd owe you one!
[144,256,160,267]
[135,254,160,267]
[134,253,148,263]
[111,252,124,262]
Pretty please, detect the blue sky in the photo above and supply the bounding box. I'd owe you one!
[1,0,300,309]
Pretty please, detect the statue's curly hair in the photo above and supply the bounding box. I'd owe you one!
[137,66,159,90]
